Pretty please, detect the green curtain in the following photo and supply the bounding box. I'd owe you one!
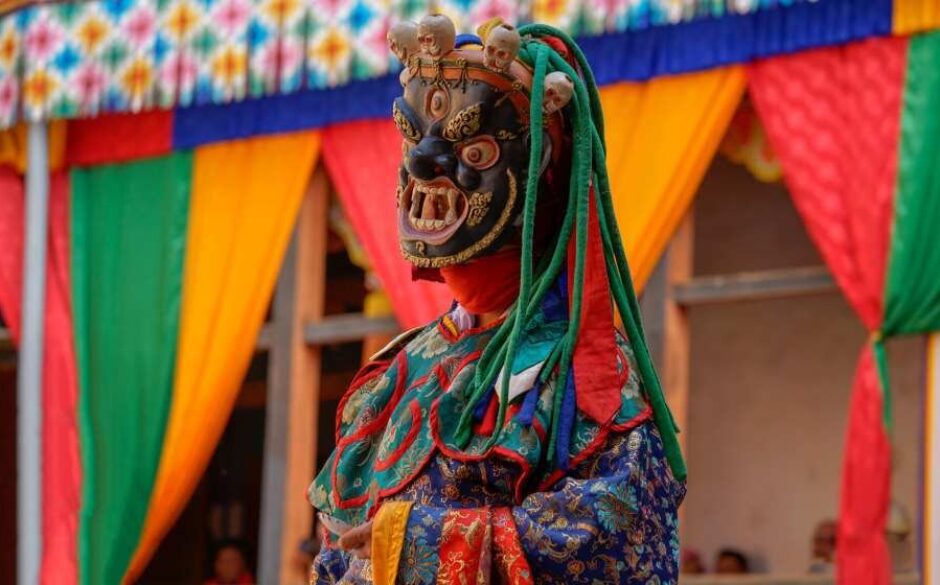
[71,153,192,585]
[884,31,940,336]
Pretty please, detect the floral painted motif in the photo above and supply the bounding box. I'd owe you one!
[0,0,807,127]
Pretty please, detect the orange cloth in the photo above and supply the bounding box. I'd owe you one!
[894,0,940,34]
[124,131,321,582]
[0,121,67,172]
[599,67,746,292]
[371,501,413,585]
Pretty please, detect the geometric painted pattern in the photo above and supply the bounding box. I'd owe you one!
[0,0,807,127]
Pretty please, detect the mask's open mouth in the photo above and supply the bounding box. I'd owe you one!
[398,178,469,246]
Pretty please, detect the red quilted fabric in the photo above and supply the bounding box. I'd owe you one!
[749,37,906,330]
[321,120,452,328]
[748,37,908,585]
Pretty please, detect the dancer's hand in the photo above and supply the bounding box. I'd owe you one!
[338,520,373,559]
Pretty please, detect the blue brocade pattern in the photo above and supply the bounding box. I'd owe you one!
[312,422,685,584]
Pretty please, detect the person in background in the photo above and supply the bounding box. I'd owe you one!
[205,540,254,585]
[809,519,837,574]
[682,548,706,574]
[715,548,750,574]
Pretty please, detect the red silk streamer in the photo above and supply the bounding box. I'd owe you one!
[440,248,521,315]
[749,37,906,585]
[322,120,452,328]
[0,168,81,585]
[568,187,620,425]
[66,110,173,167]
[438,508,492,583]
[492,507,534,584]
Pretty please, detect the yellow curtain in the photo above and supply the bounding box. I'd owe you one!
[124,131,321,582]
[894,0,940,35]
[600,67,746,291]
[0,120,67,172]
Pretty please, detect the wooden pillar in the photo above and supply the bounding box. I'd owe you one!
[259,166,329,585]
[926,333,940,585]
[663,214,693,456]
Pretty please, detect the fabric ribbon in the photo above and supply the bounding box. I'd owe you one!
[568,188,620,425]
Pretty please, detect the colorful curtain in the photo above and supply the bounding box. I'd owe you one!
[125,131,320,583]
[321,120,453,328]
[0,168,81,585]
[600,67,746,291]
[750,30,940,584]
[2,0,835,129]
[894,0,940,34]
[71,153,193,585]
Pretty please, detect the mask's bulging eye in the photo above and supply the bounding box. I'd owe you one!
[458,137,499,170]
[426,88,450,120]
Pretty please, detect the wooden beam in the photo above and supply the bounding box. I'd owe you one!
[255,324,272,351]
[639,257,667,371]
[663,215,693,457]
[304,314,399,346]
[673,266,835,306]
[258,165,329,585]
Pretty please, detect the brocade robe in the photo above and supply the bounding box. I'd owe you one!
[309,309,685,584]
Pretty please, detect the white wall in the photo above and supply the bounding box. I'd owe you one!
[681,159,924,574]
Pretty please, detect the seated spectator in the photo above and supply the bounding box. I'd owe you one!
[682,549,705,574]
[715,548,750,574]
[205,539,254,585]
[809,519,837,574]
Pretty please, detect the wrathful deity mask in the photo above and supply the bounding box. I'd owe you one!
[389,15,571,268]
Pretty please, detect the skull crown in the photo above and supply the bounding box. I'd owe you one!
[417,14,456,61]
[543,71,574,115]
[387,21,420,64]
[482,24,520,72]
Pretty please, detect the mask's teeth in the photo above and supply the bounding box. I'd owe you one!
[410,189,422,217]
[421,189,437,219]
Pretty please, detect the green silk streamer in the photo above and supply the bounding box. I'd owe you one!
[71,153,192,585]
[884,30,940,337]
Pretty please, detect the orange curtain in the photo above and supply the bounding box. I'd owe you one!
[0,121,67,172]
[894,0,940,35]
[124,131,321,582]
[599,67,746,291]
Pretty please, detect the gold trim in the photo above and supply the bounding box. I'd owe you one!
[401,169,518,268]
[466,191,492,226]
[442,103,482,142]
[392,101,421,143]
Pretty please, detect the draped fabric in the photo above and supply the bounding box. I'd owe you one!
[883,31,940,336]
[599,67,746,291]
[893,0,940,34]
[71,154,192,585]
[124,132,321,583]
[748,37,908,585]
[66,112,174,168]
[0,168,82,585]
[321,120,452,328]
[0,121,67,172]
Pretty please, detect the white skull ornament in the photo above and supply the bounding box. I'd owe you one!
[483,24,520,72]
[543,71,574,115]
[417,14,456,60]
[387,21,420,64]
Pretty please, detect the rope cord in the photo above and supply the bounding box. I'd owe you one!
[448,24,685,479]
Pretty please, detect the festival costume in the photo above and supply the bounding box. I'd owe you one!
[309,16,686,584]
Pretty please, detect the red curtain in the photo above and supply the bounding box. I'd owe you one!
[65,111,173,167]
[322,120,451,328]
[0,167,81,584]
[749,37,907,585]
